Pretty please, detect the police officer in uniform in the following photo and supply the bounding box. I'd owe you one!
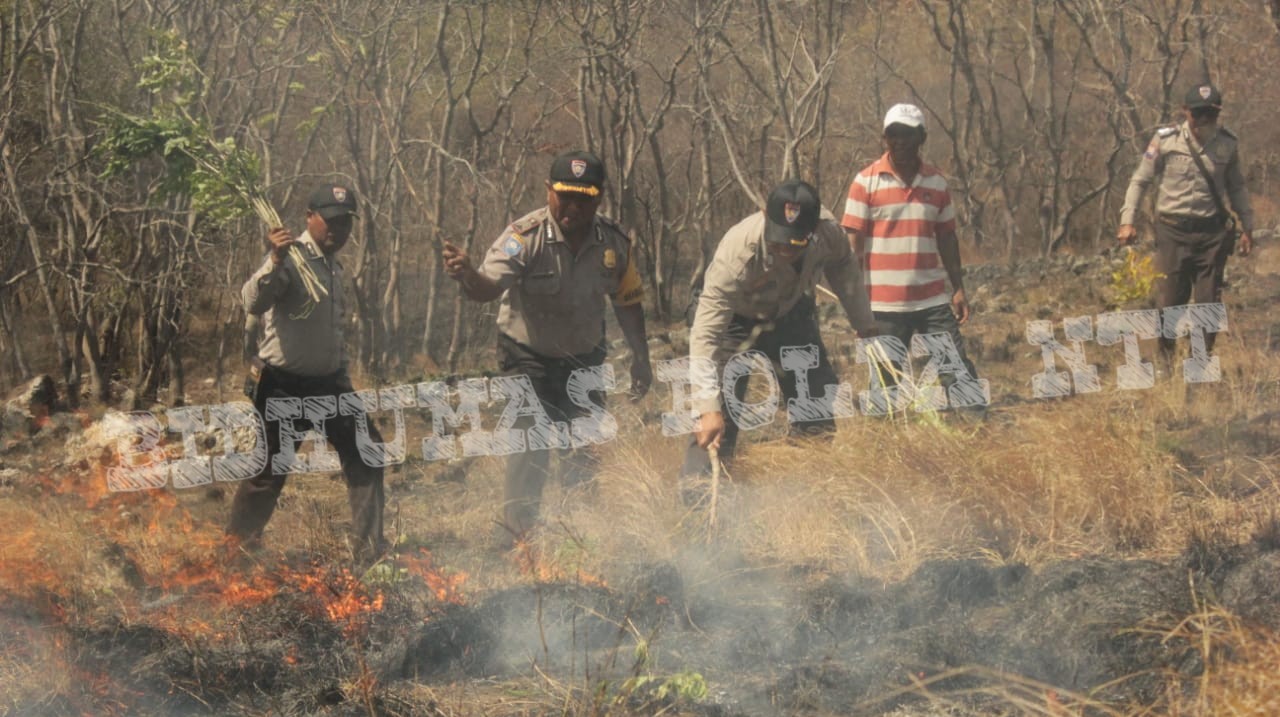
[229,183,387,564]
[442,150,652,546]
[1119,83,1254,362]
[683,179,878,483]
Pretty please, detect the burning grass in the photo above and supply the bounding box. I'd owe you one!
[2,253,1280,715]
[0,455,476,715]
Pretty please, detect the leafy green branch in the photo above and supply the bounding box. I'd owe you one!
[94,29,326,306]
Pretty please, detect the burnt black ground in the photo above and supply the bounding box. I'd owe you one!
[7,531,1275,715]
[375,534,1280,716]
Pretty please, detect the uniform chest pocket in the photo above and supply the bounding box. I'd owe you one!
[523,258,562,296]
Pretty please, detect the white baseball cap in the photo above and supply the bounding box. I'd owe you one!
[883,103,926,130]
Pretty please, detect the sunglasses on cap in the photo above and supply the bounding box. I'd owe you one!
[1189,106,1220,118]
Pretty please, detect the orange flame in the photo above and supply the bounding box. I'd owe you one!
[398,547,468,605]
[292,567,384,637]
[511,541,608,588]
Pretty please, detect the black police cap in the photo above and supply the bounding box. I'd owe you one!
[764,179,820,245]
[308,183,358,220]
[1184,83,1222,109]
[549,151,605,197]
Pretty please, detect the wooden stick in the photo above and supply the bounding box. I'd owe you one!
[707,445,721,533]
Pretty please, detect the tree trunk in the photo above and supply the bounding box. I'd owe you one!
[80,307,108,403]
[0,292,31,382]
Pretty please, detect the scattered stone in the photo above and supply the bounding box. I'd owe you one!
[0,405,28,439]
[2,375,57,438]
[37,412,86,441]
[5,375,57,415]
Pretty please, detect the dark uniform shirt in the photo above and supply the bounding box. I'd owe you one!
[688,209,876,413]
[1121,122,1254,234]
[243,231,347,376]
[478,206,644,358]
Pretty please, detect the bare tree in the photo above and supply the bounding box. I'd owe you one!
[0,1,74,395]
[3,0,1278,400]
[442,1,554,370]
[559,0,693,319]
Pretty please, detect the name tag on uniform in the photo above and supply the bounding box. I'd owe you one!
[603,249,617,269]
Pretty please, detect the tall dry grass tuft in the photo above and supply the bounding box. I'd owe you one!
[517,340,1279,590]
[1188,621,1280,715]
[588,397,1182,581]
[0,498,93,710]
[540,427,689,576]
[1143,603,1280,716]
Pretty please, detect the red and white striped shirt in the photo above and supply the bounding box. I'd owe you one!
[841,155,956,312]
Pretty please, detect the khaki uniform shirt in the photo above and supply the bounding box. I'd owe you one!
[1120,122,1254,234]
[688,210,875,412]
[478,206,644,358]
[243,231,347,376]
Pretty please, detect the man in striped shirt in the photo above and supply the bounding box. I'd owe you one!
[841,103,980,402]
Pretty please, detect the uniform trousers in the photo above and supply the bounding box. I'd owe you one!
[496,334,607,542]
[226,365,386,559]
[680,294,837,480]
[1154,218,1235,357]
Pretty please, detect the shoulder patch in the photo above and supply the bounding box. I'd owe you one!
[1156,126,1177,138]
[501,235,524,257]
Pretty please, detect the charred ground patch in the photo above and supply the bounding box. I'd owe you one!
[4,503,1280,716]
[348,540,1280,714]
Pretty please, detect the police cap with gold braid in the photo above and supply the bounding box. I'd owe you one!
[549,150,605,197]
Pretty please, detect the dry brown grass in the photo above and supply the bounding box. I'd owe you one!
[841,604,1280,717]
[544,347,1276,586]
[1183,618,1280,716]
[2,249,1280,715]
[1130,602,1280,717]
[3,376,1278,716]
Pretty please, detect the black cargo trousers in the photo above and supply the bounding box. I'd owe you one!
[680,293,838,480]
[226,364,386,560]
[1154,213,1235,357]
[496,333,608,544]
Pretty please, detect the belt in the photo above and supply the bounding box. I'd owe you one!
[497,333,605,370]
[1158,213,1226,233]
[260,361,346,391]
